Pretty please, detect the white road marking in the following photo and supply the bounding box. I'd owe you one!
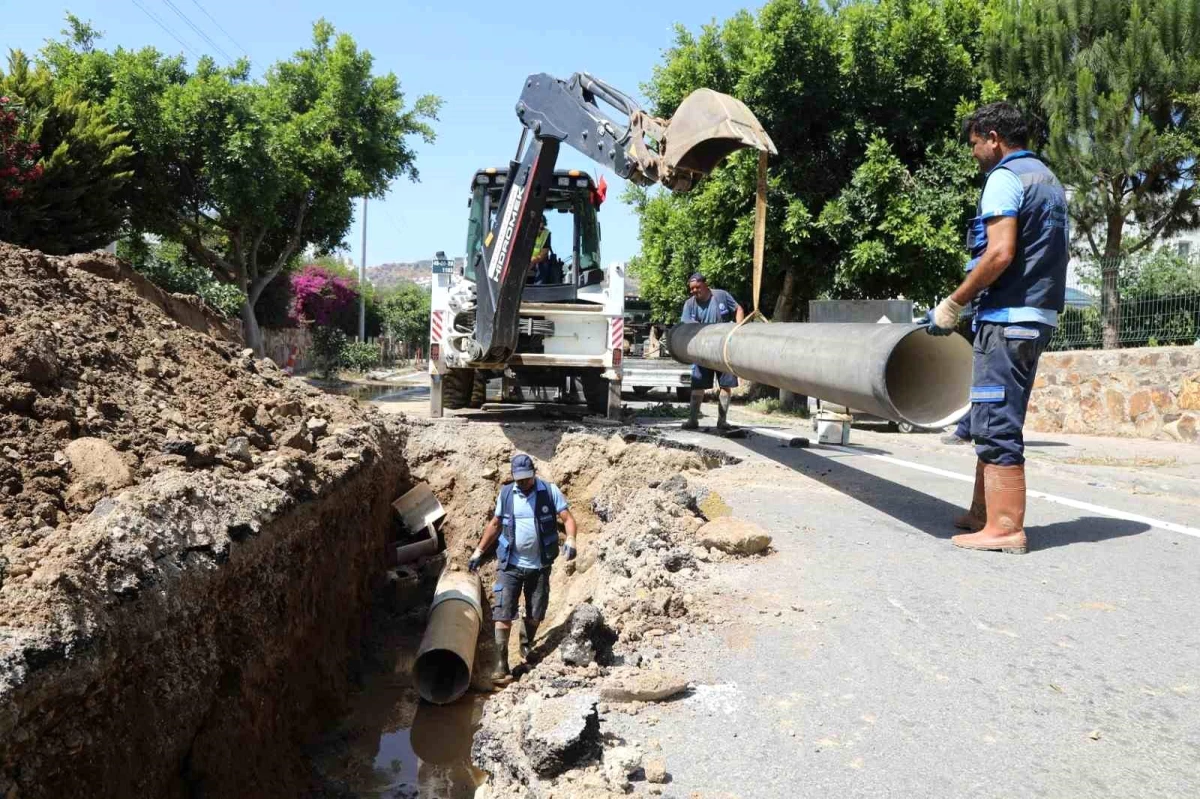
[747,427,1200,539]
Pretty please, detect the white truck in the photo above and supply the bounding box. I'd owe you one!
[429,168,626,418]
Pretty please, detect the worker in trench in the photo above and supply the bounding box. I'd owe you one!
[925,102,1069,555]
[680,272,745,430]
[468,453,577,682]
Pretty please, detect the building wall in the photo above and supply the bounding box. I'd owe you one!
[1028,346,1200,443]
[262,326,313,374]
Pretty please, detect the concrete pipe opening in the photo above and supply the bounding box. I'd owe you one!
[414,572,483,705]
[884,330,973,428]
[414,645,472,706]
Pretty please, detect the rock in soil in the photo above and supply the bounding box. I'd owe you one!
[644,757,669,784]
[599,670,689,703]
[560,603,617,667]
[521,692,602,777]
[602,745,642,789]
[62,437,133,511]
[696,517,772,555]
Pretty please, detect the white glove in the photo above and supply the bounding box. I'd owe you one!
[932,297,964,330]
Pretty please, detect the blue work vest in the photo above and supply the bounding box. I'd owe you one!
[967,153,1069,314]
[496,480,560,569]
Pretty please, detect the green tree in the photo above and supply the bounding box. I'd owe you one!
[0,49,132,252]
[984,0,1200,347]
[818,138,979,301]
[631,0,983,322]
[42,17,440,354]
[380,282,432,354]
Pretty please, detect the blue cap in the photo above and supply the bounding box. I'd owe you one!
[511,453,536,480]
[688,272,706,285]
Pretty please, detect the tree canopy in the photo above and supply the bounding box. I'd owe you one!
[983,0,1200,347]
[40,16,440,352]
[0,48,132,253]
[631,0,984,323]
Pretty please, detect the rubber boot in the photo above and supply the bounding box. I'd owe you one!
[682,394,702,430]
[953,460,986,532]
[493,626,512,682]
[952,464,1027,554]
[716,391,732,430]
[519,618,539,660]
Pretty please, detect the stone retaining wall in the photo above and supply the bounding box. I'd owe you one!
[1028,346,1200,443]
[262,326,313,373]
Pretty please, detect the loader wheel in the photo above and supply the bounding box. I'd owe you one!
[580,371,610,415]
[469,371,488,409]
[442,368,476,410]
[632,386,652,398]
[674,386,693,403]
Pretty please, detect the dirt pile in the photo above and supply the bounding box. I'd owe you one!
[0,244,409,797]
[0,244,369,539]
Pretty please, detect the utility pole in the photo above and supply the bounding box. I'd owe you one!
[359,197,367,341]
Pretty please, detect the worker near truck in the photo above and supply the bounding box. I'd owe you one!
[680,273,745,430]
[925,102,1069,555]
[468,453,577,681]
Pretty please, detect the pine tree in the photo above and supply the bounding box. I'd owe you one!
[985,0,1200,347]
[0,50,133,253]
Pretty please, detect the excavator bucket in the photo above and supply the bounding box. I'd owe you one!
[661,89,777,189]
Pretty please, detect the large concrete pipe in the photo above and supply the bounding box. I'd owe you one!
[413,570,483,705]
[668,322,972,428]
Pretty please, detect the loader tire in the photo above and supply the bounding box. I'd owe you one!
[469,371,488,409]
[442,368,476,410]
[581,371,610,416]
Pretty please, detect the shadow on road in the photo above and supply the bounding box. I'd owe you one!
[739,434,1150,550]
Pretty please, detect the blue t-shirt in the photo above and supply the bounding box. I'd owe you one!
[494,480,568,568]
[972,156,1059,327]
[681,289,740,324]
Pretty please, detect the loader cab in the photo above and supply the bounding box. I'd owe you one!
[464,167,603,303]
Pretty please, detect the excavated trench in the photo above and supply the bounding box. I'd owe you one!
[0,244,748,797]
[307,419,738,798]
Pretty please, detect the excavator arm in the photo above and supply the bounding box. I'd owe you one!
[469,72,777,364]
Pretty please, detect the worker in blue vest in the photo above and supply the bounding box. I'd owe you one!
[468,453,577,681]
[680,272,744,430]
[925,102,1069,555]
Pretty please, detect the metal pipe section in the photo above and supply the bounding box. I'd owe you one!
[414,570,483,705]
[667,323,972,428]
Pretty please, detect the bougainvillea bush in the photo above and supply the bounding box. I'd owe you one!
[289,265,359,326]
[0,96,43,203]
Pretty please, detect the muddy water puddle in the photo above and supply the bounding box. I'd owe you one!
[314,381,422,403]
[312,627,487,798]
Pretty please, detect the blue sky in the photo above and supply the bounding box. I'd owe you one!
[6,0,753,267]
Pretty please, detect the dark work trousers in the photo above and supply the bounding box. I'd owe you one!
[953,323,979,440]
[969,321,1054,466]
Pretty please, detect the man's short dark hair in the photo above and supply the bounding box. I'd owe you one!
[963,102,1029,148]
[687,272,706,285]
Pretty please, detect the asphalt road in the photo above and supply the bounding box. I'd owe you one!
[360,379,1200,797]
[602,418,1200,799]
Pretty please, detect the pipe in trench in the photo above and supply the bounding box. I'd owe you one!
[395,533,439,565]
[413,570,483,705]
[667,322,972,428]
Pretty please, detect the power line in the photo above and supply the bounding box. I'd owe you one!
[160,0,236,65]
[186,0,251,62]
[130,0,201,60]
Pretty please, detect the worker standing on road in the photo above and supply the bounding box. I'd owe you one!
[925,102,1069,555]
[468,453,577,681]
[680,273,745,430]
